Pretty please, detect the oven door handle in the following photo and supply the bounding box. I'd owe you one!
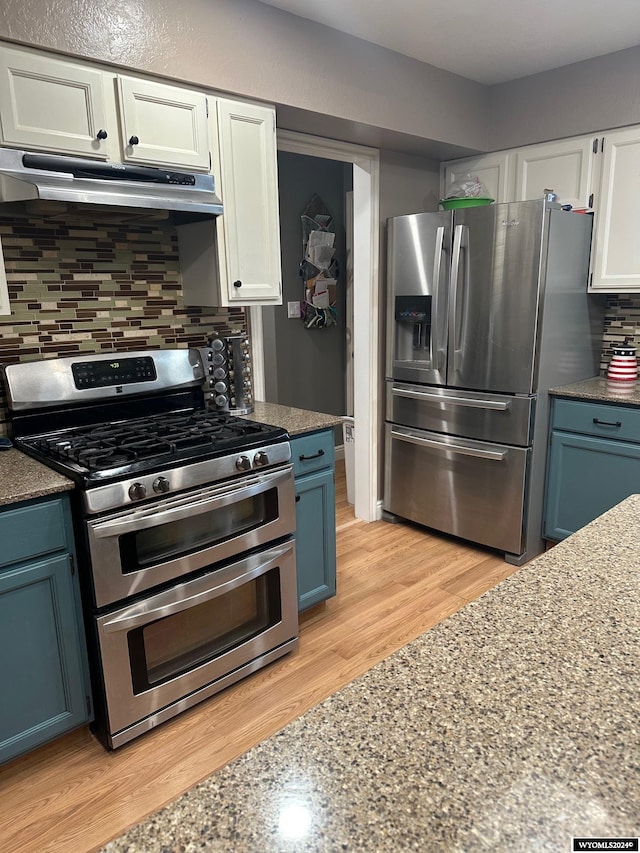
[90,468,292,538]
[100,542,294,632]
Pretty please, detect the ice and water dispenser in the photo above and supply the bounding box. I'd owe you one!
[393,294,432,367]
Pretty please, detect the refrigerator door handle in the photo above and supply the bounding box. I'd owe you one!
[391,427,507,461]
[391,386,511,411]
[431,225,446,370]
[449,224,468,373]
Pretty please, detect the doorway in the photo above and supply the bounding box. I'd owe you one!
[250,132,380,522]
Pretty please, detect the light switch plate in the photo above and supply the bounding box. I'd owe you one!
[287,301,300,319]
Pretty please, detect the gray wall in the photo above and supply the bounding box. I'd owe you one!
[263,151,347,417]
[0,0,488,156]
[1,0,638,159]
[488,45,640,150]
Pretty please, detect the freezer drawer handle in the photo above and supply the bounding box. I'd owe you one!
[392,386,510,410]
[391,428,507,461]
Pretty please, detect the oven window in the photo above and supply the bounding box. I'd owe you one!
[120,488,279,571]
[128,568,282,692]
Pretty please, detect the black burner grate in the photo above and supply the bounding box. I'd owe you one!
[26,409,283,473]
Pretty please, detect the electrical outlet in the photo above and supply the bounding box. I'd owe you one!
[287,301,300,319]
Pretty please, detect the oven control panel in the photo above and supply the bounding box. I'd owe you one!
[72,357,157,389]
[83,444,292,514]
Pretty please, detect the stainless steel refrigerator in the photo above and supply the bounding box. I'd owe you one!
[383,199,604,564]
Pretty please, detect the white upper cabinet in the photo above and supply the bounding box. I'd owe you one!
[510,136,598,208]
[215,98,281,304]
[441,152,511,203]
[179,99,282,307]
[0,44,110,158]
[115,76,210,171]
[0,45,211,170]
[590,127,640,292]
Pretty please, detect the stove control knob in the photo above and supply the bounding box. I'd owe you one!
[236,455,252,472]
[152,477,170,494]
[128,482,147,501]
[253,451,269,468]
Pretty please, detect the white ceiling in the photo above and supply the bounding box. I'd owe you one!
[255,0,640,85]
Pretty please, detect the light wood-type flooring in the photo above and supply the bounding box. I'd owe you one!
[0,460,521,853]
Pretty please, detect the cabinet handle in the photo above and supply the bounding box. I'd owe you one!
[592,418,622,428]
[295,495,300,502]
[299,449,325,461]
[96,129,108,140]
[129,135,139,146]
[233,280,242,288]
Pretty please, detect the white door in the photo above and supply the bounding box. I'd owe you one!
[590,127,640,292]
[510,136,597,208]
[441,151,511,203]
[116,75,210,170]
[345,191,354,417]
[216,99,282,304]
[0,45,110,158]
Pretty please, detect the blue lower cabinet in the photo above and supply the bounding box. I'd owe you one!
[291,430,337,611]
[0,495,91,765]
[544,428,640,541]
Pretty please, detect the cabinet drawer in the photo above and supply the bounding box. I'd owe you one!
[290,430,334,477]
[552,398,640,443]
[0,497,69,570]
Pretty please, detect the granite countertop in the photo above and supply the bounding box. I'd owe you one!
[551,374,640,405]
[243,401,343,436]
[0,448,74,507]
[103,497,640,852]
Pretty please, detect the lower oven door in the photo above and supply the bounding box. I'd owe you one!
[86,464,295,608]
[384,423,530,555]
[95,540,298,747]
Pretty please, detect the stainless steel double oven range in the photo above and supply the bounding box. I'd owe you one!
[3,348,298,749]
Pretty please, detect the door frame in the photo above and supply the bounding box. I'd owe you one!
[250,130,380,522]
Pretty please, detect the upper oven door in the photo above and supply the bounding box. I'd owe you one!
[85,464,295,608]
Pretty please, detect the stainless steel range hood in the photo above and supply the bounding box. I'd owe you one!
[0,147,223,223]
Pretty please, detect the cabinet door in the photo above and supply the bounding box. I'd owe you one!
[544,430,640,541]
[441,152,510,203]
[510,136,597,208]
[590,127,640,292]
[0,553,90,764]
[116,75,210,170]
[0,45,109,158]
[295,468,337,611]
[216,99,282,304]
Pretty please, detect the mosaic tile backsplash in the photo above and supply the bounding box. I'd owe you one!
[601,296,640,368]
[0,210,634,437]
[0,213,245,435]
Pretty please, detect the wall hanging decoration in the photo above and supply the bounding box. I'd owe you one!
[299,193,339,329]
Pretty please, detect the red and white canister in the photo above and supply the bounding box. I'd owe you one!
[607,341,638,382]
